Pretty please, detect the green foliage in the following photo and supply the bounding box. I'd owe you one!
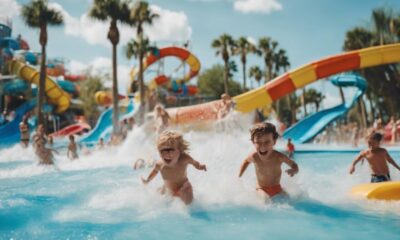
[21,0,63,27]
[198,65,242,98]
[77,74,105,125]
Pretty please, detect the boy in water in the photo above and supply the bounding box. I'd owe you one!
[286,138,295,158]
[141,131,207,205]
[67,135,79,160]
[19,116,30,148]
[349,132,400,182]
[154,104,170,134]
[239,122,299,199]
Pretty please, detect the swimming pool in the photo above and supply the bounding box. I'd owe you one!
[1,125,400,239]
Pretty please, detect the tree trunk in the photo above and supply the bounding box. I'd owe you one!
[358,98,367,129]
[242,60,246,90]
[111,43,120,135]
[224,61,229,95]
[302,88,307,116]
[138,43,145,124]
[38,25,47,126]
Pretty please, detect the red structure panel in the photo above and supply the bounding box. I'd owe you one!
[315,53,360,78]
[266,74,296,101]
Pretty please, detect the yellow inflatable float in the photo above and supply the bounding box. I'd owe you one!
[351,181,400,201]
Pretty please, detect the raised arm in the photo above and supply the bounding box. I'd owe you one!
[141,165,159,184]
[282,155,299,177]
[239,154,253,177]
[385,150,400,171]
[187,156,207,171]
[349,151,365,174]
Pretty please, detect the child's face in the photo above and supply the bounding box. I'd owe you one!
[158,142,180,166]
[367,138,380,150]
[253,133,276,156]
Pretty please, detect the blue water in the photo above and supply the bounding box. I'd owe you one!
[1,116,400,239]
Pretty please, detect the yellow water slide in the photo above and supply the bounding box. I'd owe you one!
[9,60,70,113]
[168,43,400,124]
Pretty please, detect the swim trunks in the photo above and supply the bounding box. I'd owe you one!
[371,174,391,183]
[257,184,283,198]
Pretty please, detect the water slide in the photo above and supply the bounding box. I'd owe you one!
[166,43,400,125]
[49,122,91,138]
[282,73,366,143]
[79,100,137,145]
[9,60,70,113]
[0,99,36,146]
[129,46,200,94]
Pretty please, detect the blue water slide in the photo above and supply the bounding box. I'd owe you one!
[80,100,137,145]
[0,99,36,146]
[282,73,367,143]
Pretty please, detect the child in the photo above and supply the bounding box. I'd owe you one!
[97,137,105,150]
[19,116,30,148]
[67,135,79,160]
[239,122,299,199]
[349,132,400,182]
[217,93,233,120]
[141,131,207,205]
[154,104,170,134]
[35,141,57,165]
[286,138,295,158]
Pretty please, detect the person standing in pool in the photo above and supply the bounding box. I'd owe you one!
[67,135,79,160]
[141,131,207,205]
[349,131,400,182]
[239,122,299,199]
[19,115,30,148]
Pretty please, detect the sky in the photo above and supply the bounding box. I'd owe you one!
[1,0,400,107]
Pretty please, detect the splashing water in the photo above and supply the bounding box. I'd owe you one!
[1,114,400,239]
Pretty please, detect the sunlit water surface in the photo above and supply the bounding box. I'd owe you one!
[1,114,400,239]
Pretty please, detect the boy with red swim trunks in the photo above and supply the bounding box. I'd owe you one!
[239,122,299,199]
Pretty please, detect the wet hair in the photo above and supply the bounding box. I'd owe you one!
[367,132,383,142]
[69,135,75,140]
[250,122,279,142]
[157,131,189,153]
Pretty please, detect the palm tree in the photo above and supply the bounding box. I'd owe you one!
[233,37,257,89]
[129,1,159,123]
[21,0,63,125]
[258,37,279,82]
[125,37,156,91]
[372,8,391,45]
[212,34,236,95]
[88,0,131,135]
[249,66,263,87]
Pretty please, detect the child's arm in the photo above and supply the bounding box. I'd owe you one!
[349,151,365,174]
[385,150,400,171]
[281,155,299,177]
[141,165,160,184]
[239,154,253,177]
[187,156,207,171]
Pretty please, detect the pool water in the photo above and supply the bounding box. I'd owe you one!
[1,117,400,239]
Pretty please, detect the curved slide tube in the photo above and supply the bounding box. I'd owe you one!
[168,43,400,124]
[49,122,91,138]
[0,99,36,146]
[351,181,400,201]
[282,73,366,143]
[9,60,70,113]
[80,100,137,145]
[130,47,200,92]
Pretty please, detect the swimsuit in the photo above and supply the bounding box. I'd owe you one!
[257,184,283,198]
[371,174,391,183]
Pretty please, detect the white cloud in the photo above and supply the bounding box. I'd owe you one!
[49,3,192,47]
[234,0,282,14]
[0,0,20,19]
[247,36,257,45]
[69,57,131,95]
